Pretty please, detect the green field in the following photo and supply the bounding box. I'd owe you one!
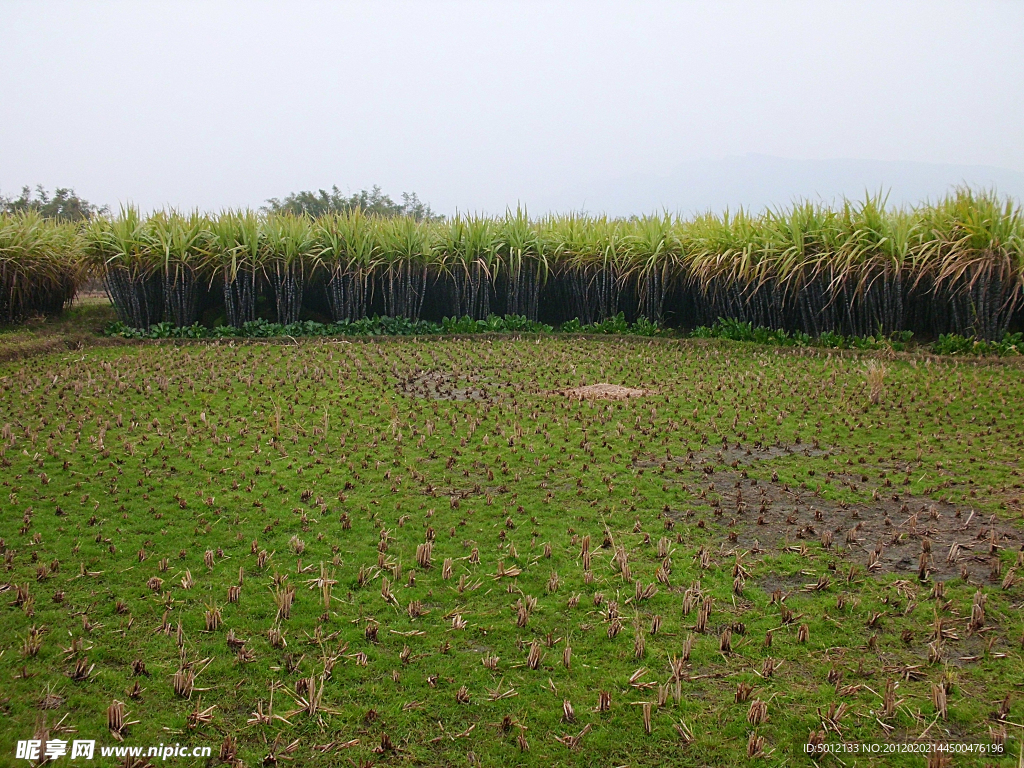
[1,336,1022,766]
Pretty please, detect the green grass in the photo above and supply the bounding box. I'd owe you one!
[1,337,1022,766]
[0,302,124,364]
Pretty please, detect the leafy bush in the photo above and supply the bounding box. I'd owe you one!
[586,313,630,335]
[932,332,1023,356]
[559,313,661,336]
[630,317,661,337]
[692,319,804,346]
[440,315,555,334]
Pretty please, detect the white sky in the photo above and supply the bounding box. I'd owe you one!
[2,0,1022,215]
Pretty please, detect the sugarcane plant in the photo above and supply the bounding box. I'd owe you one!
[378,215,431,320]
[496,208,546,321]
[210,211,263,328]
[438,215,496,320]
[0,211,80,323]
[84,207,162,330]
[148,211,210,327]
[626,214,675,323]
[314,210,373,323]
[918,190,1024,339]
[546,215,606,325]
[263,214,313,325]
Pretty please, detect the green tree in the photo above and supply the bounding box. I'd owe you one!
[0,185,108,222]
[263,185,442,221]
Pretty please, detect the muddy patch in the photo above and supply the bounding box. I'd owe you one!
[658,461,1021,582]
[755,572,809,595]
[639,444,833,473]
[399,370,497,401]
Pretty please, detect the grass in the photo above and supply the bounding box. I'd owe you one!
[0,301,124,363]
[1,335,1022,766]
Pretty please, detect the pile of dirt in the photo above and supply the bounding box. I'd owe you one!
[560,383,647,400]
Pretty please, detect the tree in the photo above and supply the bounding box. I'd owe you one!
[263,185,442,221]
[0,185,108,222]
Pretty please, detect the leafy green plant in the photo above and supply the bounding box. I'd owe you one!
[932,332,1023,356]
[630,316,661,336]
[587,312,630,335]
[816,330,848,349]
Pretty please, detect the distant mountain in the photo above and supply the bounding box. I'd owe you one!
[536,154,1024,217]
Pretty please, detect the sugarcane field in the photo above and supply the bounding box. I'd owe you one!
[4,3,1024,765]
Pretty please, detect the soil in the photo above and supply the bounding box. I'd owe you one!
[399,370,497,401]
[645,448,1022,585]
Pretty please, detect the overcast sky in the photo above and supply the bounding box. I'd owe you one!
[3,1,1023,216]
